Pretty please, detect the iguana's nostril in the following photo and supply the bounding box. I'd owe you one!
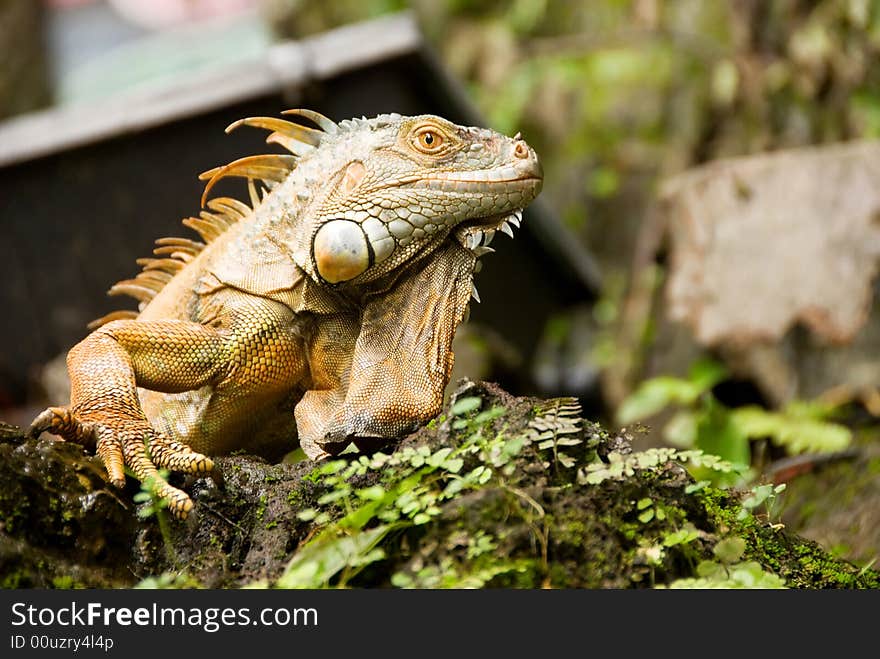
[514,142,529,159]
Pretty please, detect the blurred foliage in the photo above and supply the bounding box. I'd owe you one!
[617,358,853,484]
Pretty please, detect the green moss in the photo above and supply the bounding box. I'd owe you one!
[1,571,23,588]
[51,575,78,589]
[255,495,268,522]
[696,488,880,588]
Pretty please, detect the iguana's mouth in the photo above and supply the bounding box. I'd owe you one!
[392,168,542,193]
[456,208,525,252]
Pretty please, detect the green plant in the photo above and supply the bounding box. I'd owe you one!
[577,446,745,486]
[617,359,851,484]
[277,392,600,588]
[274,385,824,590]
[279,397,513,588]
[738,482,787,528]
[657,537,787,589]
[132,469,174,561]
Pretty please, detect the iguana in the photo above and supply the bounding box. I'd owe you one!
[28,109,543,518]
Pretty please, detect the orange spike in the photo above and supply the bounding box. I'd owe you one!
[182,217,224,243]
[108,282,158,303]
[248,179,261,209]
[154,237,205,256]
[87,309,139,331]
[135,270,174,285]
[199,210,233,229]
[265,131,315,157]
[136,257,184,273]
[198,154,296,206]
[207,196,252,220]
[281,108,338,134]
[226,116,323,146]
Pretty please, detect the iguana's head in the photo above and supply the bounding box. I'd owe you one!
[303,113,542,285]
[211,110,543,287]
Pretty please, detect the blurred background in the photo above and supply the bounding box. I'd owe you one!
[2,0,880,567]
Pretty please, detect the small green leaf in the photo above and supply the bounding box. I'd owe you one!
[688,359,728,390]
[558,453,576,468]
[451,397,482,416]
[638,509,655,523]
[426,447,453,467]
[714,537,747,564]
[742,484,773,510]
[696,560,726,580]
[442,478,465,497]
[474,407,506,424]
[617,377,698,424]
[443,457,464,473]
[355,485,386,501]
[278,525,393,588]
[317,488,350,505]
[685,480,710,494]
[663,525,699,547]
[663,410,698,448]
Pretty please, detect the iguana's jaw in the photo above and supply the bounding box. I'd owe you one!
[451,160,543,242]
[395,137,543,234]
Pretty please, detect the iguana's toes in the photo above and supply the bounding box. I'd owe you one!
[31,409,198,518]
[165,488,194,520]
[28,406,95,447]
[149,434,214,475]
[300,433,344,461]
[95,430,126,488]
[119,430,195,519]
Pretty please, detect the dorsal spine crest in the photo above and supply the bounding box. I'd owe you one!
[89,109,338,328]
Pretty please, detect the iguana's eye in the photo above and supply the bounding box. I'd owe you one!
[414,128,444,153]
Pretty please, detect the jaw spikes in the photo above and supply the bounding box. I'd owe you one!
[461,209,523,252]
[460,208,525,304]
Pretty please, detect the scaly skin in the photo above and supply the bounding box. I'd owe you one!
[29,110,543,518]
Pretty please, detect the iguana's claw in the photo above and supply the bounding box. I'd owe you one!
[29,406,213,519]
[29,406,89,443]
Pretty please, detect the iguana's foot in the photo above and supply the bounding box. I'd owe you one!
[29,406,213,519]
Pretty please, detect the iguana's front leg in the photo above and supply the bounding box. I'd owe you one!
[29,319,226,518]
[295,313,359,459]
[297,241,476,457]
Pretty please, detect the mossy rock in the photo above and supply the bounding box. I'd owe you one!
[1,382,877,589]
